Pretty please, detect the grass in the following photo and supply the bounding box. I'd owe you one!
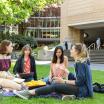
[1,65,104,104]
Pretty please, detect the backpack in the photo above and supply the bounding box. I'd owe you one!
[93,82,104,93]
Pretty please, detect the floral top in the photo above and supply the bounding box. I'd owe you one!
[50,63,69,79]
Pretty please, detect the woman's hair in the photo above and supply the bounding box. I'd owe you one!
[52,46,64,64]
[22,44,32,55]
[72,43,89,59]
[0,40,12,54]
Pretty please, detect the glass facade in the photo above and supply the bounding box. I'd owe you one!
[25,5,60,43]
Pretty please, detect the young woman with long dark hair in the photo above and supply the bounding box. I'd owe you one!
[43,46,69,84]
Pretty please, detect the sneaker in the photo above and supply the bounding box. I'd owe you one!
[0,90,3,100]
[13,90,30,100]
[62,95,76,100]
[0,91,3,96]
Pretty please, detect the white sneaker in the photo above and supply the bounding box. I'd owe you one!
[13,90,30,100]
[62,95,76,100]
[0,91,3,96]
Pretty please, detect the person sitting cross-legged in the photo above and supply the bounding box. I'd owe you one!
[0,40,27,91]
[43,46,69,84]
[13,44,37,82]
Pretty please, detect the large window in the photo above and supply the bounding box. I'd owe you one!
[25,5,60,42]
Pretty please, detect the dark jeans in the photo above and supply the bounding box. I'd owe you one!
[68,73,76,80]
[35,83,79,96]
[43,73,76,84]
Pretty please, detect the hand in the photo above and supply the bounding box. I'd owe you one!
[7,76,14,80]
[52,77,64,84]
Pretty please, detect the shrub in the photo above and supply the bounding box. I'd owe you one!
[0,32,37,49]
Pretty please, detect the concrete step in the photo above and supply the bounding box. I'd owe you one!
[90,53,104,55]
[91,61,104,63]
[64,50,104,64]
[90,57,104,59]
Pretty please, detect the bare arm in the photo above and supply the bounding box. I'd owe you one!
[64,56,69,79]
[49,63,53,81]
[64,80,75,85]
[64,56,68,68]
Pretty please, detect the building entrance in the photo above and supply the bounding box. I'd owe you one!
[83,27,104,48]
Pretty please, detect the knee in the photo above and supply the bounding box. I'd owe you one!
[14,84,22,91]
[50,83,57,91]
[51,83,60,91]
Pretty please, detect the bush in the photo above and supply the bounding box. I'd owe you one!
[0,32,37,49]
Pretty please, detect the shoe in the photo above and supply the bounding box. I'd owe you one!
[62,95,76,100]
[0,90,3,100]
[0,91,3,96]
[13,90,30,100]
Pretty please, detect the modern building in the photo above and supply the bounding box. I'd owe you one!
[61,0,104,47]
[19,4,60,45]
[0,25,18,35]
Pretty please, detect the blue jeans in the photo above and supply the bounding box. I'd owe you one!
[35,83,79,96]
[42,77,50,84]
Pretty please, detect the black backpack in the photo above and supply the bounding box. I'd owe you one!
[93,82,104,93]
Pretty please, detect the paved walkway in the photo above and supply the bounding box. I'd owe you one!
[69,62,104,71]
[90,63,104,71]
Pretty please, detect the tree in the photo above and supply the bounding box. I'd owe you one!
[0,0,62,25]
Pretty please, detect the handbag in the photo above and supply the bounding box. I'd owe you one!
[93,82,104,93]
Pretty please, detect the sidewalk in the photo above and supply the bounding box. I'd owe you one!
[69,62,104,71]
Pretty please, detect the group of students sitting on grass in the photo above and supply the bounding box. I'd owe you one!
[0,39,93,100]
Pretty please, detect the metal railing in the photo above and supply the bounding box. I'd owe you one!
[87,43,96,52]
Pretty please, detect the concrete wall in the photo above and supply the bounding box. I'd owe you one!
[61,0,104,43]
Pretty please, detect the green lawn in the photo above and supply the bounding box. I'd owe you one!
[1,65,104,104]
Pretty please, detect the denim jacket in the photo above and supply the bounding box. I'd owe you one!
[74,60,93,97]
